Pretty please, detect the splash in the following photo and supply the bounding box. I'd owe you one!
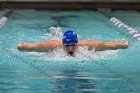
[15,26,119,61]
[9,46,118,62]
[43,26,63,40]
[35,47,119,62]
[75,46,118,61]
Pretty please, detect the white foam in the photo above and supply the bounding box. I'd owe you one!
[75,46,118,61]
[43,26,63,40]
[35,46,119,62]
[9,45,118,62]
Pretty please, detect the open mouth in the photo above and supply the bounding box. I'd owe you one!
[68,52,74,55]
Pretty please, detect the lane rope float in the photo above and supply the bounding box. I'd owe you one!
[110,17,140,41]
[0,9,13,29]
[99,9,140,41]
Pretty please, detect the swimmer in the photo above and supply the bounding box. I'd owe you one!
[17,30,128,56]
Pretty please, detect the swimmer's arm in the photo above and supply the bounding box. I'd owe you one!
[78,40,128,51]
[17,43,37,52]
[78,40,105,51]
[94,41,128,51]
[17,41,61,52]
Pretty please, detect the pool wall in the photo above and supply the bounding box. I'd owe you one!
[0,1,140,10]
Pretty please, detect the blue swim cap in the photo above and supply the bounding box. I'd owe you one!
[62,30,78,45]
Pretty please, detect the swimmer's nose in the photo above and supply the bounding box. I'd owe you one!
[69,46,73,51]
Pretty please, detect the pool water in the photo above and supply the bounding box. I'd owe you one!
[0,10,140,93]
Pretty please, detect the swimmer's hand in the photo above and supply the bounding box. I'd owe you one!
[123,40,129,48]
[17,42,38,52]
[17,43,26,51]
[113,40,128,49]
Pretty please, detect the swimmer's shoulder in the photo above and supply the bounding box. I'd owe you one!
[47,40,63,47]
[77,40,102,46]
[37,40,62,46]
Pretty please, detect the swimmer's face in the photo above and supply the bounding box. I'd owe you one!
[64,44,77,56]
